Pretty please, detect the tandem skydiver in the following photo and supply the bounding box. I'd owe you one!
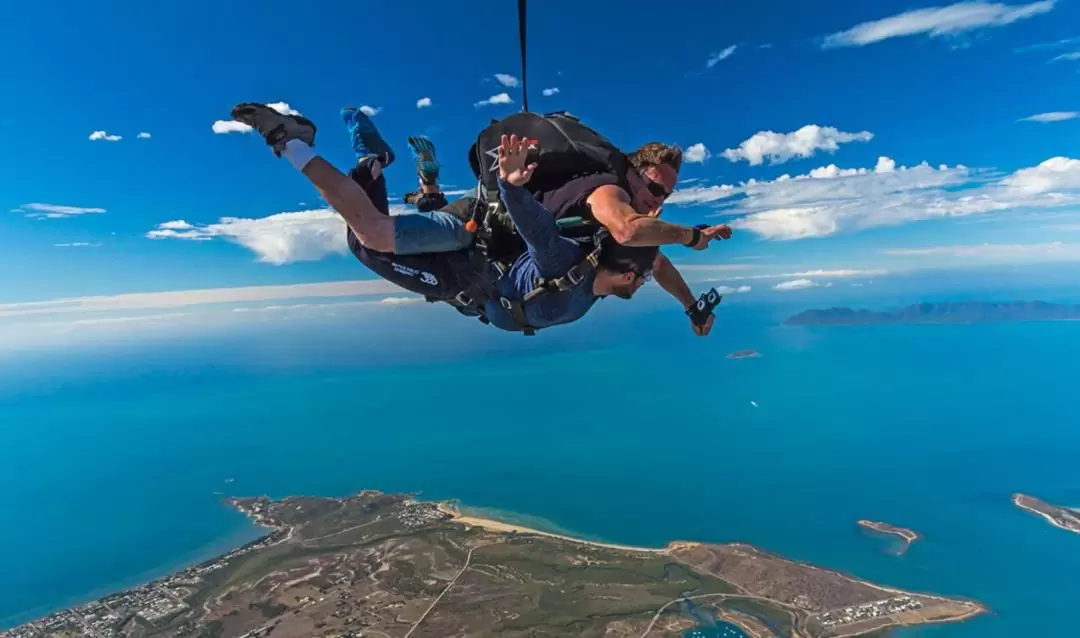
[230,102,659,335]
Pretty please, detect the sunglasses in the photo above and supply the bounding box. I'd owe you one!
[645,177,673,199]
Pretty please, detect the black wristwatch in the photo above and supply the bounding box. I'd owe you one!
[683,226,702,248]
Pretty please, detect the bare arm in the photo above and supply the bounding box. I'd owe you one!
[652,252,697,308]
[585,185,695,247]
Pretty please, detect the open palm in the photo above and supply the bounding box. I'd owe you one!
[498,134,538,187]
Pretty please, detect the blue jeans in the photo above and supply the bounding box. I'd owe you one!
[390,208,473,255]
[347,160,472,256]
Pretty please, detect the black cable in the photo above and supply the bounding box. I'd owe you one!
[518,0,529,112]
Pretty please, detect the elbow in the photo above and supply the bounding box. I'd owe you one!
[607,217,641,246]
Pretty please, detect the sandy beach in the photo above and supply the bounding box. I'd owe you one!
[435,503,693,554]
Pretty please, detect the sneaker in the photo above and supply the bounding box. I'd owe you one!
[407,136,440,186]
[230,102,316,157]
[341,106,394,167]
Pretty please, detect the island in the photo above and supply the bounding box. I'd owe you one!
[1013,493,1080,534]
[783,301,1080,326]
[727,349,761,359]
[1,490,987,638]
[858,520,921,555]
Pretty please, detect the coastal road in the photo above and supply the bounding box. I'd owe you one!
[403,542,494,638]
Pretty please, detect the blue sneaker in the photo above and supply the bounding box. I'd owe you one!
[341,106,394,167]
[407,136,440,186]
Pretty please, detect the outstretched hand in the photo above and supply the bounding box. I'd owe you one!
[498,134,539,187]
[689,224,733,250]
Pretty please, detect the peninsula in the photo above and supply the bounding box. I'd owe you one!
[727,349,761,359]
[858,520,921,555]
[784,301,1080,326]
[1013,493,1080,534]
[2,490,986,638]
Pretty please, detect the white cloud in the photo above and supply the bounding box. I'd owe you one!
[1018,111,1078,122]
[1014,36,1080,51]
[212,120,254,134]
[707,45,738,67]
[18,203,107,219]
[1050,51,1080,61]
[495,73,520,87]
[882,241,1080,258]
[149,208,347,263]
[774,278,820,291]
[0,280,405,320]
[475,93,514,107]
[55,242,102,247]
[542,87,560,96]
[231,297,422,314]
[710,269,886,282]
[212,102,300,134]
[667,184,739,205]
[359,105,381,117]
[416,97,433,108]
[670,152,1080,240]
[88,130,122,142]
[714,285,753,294]
[684,143,712,164]
[822,0,1057,49]
[721,125,874,166]
[137,132,151,139]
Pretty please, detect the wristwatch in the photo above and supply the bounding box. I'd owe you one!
[683,226,702,248]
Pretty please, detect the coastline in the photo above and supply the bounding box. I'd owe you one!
[1012,494,1080,534]
[434,502,693,554]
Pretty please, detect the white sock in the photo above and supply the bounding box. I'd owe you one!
[282,139,316,171]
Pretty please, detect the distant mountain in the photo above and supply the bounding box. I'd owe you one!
[784,301,1080,326]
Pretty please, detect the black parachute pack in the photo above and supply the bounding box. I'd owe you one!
[464,111,630,264]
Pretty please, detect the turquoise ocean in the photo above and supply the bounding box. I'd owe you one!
[2,301,1079,635]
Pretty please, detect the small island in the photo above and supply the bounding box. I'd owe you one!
[1,490,987,638]
[858,520,922,555]
[727,349,761,359]
[784,301,1080,326]
[1013,493,1080,534]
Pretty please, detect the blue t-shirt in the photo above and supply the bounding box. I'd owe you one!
[483,179,601,331]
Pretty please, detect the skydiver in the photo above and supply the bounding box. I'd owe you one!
[230,102,658,335]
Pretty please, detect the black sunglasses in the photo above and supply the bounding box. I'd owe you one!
[645,177,672,199]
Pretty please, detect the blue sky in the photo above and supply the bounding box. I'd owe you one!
[2,0,1080,352]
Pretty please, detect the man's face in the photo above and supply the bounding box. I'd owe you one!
[609,269,651,300]
[630,164,678,215]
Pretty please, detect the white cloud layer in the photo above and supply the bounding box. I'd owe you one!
[89,130,121,142]
[1018,111,1078,122]
[774,279,822,291]
[542,87,560,96]
[0,280,405,320]
[1050,51,1080,61]
[147,205,412,264]
[714,285,753,294]
[669,152,1080,240]
[707,45,738,67]
[16,203,107,219]
[137,132,151,139]
[822,0,1057,48]
[495,74,520,87]
[55,242,102,247]
[684,143,712,164]
[416,97,432,108]
[882,241,1080,258]
[721,125,874,166]
[475,93,513,107]
[213,102,299,134]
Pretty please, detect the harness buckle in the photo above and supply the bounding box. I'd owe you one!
[454,291,474,307]
[499,297,514,311]
[565,265,584,286]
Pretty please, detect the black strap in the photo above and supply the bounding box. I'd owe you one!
[518,0,529,113]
